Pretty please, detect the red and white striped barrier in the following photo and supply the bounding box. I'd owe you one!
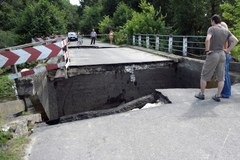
[0,38,68,68]
[8,62,66,80]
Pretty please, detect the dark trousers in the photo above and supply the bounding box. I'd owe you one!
[91,37,96,44]
[221,54,232,98]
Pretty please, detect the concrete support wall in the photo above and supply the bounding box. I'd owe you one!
[17,73,55,120]
[52,62,177,118]
[176,58,203,88]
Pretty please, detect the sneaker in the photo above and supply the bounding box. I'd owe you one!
[195,92,205,100]
[212,95,221,102]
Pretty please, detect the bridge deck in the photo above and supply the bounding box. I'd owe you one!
[67,40,172,67]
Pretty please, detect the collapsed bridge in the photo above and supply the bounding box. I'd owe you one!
[1,37,239,122]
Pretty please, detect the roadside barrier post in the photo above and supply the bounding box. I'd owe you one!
[146,34,150,49]
[155,35,159,51]
[168,35,173,53]
[138,34,142,47]
[133,35,135,46]
[183,37,188,56]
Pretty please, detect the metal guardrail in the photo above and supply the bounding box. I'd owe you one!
[132,34,206,59]
[74,33,206,59]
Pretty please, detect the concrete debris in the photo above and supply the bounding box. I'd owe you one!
[1,114,42,138]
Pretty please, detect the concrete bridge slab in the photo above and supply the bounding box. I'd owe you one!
[68,47,172,67]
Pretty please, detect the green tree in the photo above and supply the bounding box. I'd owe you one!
[0,0,38,31]
[16,0,67,43]
[0,75,14,98]
[101,0,119,16]
[0,1,16,31]
[113,0,168,45]
[65,5,81,31]
[221,0,240,36]
[112,2,134,29]
[124,0,168,35]
[0,30,18,49]
[170,0,209,35]
[79,4,104,34]
[221,0,240,61]
[99,16,114,34]
[98,2,134,34]
[121,0,142,11]
[49,0,80,31]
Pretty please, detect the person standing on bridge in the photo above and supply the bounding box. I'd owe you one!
[195,14,238,102]
[220,22,234,98]
[109,29,114,44]
[90,29,97,45]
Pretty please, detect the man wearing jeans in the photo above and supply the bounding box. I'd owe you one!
[195,14,238,102]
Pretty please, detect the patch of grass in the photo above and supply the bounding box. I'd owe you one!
[0,115,30,160]
[0,136,29,160]
[0,131,12,147]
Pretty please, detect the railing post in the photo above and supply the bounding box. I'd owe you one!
[138,34,141,47]
[11,64,19,100]
[168,35,173,53]
[133,35,135,46]
[155,35,159,50]
[183,36,188,56]
[146,34,150,49]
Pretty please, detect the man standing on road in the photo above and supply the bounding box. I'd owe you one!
[90,29,97,45]
[195,14,238,102]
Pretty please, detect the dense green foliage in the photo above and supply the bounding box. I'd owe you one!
[0,30,18,48]
[221,0,240,37]
[0,0,239,56]
[16,0,67,43]
[0,0,79,46]
[124,0,168,35]
[112,2,134,30]
[0,75,14,98]
[0,0,238,44]
[221,0,240,61]
[79,4,104,34]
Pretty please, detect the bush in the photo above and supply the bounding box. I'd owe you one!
[124,0,168,36]
[99,15,114,34]
[231,45,240,62]
[114,29,129,45]
[0,75,14,99]
[0,30,18,49]
[0,131,12,147]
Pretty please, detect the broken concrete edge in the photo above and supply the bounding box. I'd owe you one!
[46,91,171,125]
[67,61,175,78]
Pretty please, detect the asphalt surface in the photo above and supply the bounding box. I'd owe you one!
[25,83,240,160]
[67,39,171,66]
[25,41,240,160]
